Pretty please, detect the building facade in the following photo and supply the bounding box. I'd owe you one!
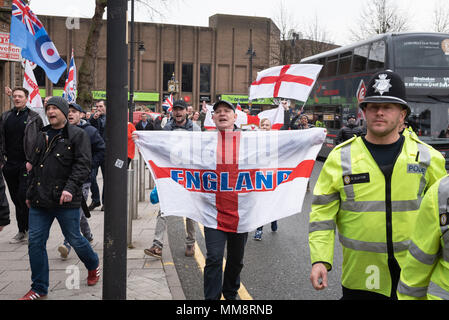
[0,11,281,114]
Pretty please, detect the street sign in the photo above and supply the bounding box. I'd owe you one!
[0,32,21,61]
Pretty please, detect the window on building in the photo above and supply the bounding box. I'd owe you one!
[200,64,211,93]
[368,41,386,70]
[163,62,175,91]
[182,63,193,92]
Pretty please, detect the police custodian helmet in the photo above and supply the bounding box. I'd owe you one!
[359,70,410,116]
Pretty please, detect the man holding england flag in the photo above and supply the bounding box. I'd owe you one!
[135,64,325,300]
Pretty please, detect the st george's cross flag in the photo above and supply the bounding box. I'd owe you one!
[249,64,322,102]
[203,103,286,130]
[135,129,326,233]
[23,60,48,125]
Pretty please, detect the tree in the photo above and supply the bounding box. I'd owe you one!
[432,0,449,33]
[350,0,409,42]
[77,0,172,109]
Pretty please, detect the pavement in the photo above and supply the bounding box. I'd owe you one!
[0,162,185,300]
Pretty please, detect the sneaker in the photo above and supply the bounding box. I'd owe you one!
[88,201,101,211]
[253,230,263,241]
[10,231,28,244]
[185,244,195,257]
[58,244,71,260]
[144,245,162,259]
[100,205,104,211]
[271,221,278,232]
[19,289,47,300]
[87,266,100,286]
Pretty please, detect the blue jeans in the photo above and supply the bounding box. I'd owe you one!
[203,227,248,300]
[28,207,99,295]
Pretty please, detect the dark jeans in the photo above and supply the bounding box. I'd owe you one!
[28,207,99,295]
[204,227,248,300]
[90,161,105,204]
[2,162,29,233]
[0,169,9,222]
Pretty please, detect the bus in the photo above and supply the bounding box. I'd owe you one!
[300,32,449,167]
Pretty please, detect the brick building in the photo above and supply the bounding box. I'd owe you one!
[0,10,282,114]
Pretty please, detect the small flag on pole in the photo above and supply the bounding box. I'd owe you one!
[63,49,77,104]
[162,93,174,112]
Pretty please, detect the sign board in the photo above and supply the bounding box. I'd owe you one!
[0,32,21,61]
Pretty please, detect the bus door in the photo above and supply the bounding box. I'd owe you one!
[316,104,343,158]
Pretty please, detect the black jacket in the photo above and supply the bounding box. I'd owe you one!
[0,107,43,166]
[78,119,105,169]
[337,124,363,144]
[27,123,92,209]
[136,120,154,131]
[0,170,9,226]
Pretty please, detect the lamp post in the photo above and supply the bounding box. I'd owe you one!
[128,0,145,123]
[246,44,256,87]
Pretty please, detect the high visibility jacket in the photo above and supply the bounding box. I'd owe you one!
[309,131,446,297]
[398,175,449,300]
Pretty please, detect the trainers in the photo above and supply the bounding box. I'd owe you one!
[271,221,278,232]
[88,201,101,211]
[253,230,263,241]
[144,245,162,259]
[100,205,104,211]
[87,266,100,286]
[19,289,47,300]
[58,244,71,260]
[10,231,28,244]
[185,244,195,257]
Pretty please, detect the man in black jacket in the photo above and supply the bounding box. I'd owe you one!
[57,103,105,260]
[337,114,363,144]
[0,87,43,244]
[20,97,100,300]
[135,113,153,130]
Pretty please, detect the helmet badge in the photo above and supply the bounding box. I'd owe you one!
[373,74,392,96]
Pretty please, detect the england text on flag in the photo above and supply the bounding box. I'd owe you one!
[249,64,322,102]
[135,129,326,233]
[63,49,77,104]
[10,0,66,84]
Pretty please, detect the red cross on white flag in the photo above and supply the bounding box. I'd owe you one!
[249,64,322,102]
[135,129,326,233]
[23,59,48,125]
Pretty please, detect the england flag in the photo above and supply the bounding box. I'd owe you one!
[135,129,326,233]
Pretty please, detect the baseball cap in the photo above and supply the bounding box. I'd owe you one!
[173,100,188,109]
[213,100,235,112]
[69,103,83,113]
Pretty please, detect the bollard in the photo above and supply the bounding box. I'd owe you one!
[127,167,134,247]
[132,158,139,219]
[138,152,145,201]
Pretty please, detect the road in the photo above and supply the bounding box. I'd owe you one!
[167,160,344,300]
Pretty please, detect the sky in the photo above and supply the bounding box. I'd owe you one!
[30,0,446,46]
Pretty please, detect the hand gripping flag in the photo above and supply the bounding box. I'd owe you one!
[249,64,322,102]
[203,104,285,130]
[63,49,77,103]
[135,129,326,233]
[10,0,66,84]
[23,60,48,125]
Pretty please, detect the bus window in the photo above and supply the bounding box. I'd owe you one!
[325,55,338,77]
[394,37,449,68]
[368,41,385,70]
[338,51,352,75]
[353,45,369,72]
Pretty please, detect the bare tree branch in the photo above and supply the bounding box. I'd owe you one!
[432,0,449,33]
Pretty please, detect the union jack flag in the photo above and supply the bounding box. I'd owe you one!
[12,0,43,36]
[63,49,77,103]
[162,93,174,112]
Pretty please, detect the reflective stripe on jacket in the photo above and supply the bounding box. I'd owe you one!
[398,175,449,300]
[309,131,446,297]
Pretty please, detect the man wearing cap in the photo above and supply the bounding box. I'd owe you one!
[202,100,248,300]
[336,114,363,144]
[309,70,446,300]
[56,103,105,260]
[144,99,200,259]
[0,87,43,244]
[21,97,100,300]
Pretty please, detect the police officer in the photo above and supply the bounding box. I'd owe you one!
[397,175,449,300]
[309,70,447,300]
